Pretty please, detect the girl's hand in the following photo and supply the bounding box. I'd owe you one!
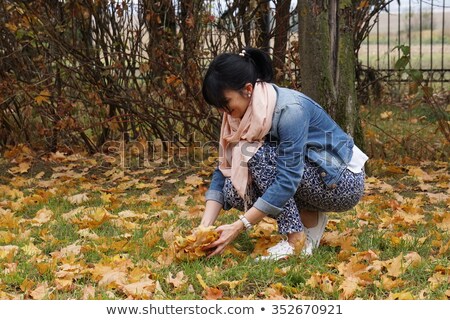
[204,221,244,257]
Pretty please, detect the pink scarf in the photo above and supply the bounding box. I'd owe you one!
[218,82,277,198]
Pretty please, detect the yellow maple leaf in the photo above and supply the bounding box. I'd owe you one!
[339,277,360,299]
[249,217,277,238]
[0,245,19,260]
[218,276,247,289]
[35,89,51,105]
[436,213,450,232]
[8,162,31,174]
[385,253,405,277]
[388,291,415,300]
[196,273,208,290]
[22,242,42,257]
[408,167,434,182]
[0,231,16,244]
[184,174,204,187]
[380,111,393,120]
[55,278,73,291]
[306,272,337,294]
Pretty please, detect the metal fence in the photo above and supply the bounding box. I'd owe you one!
[359,0,450,86]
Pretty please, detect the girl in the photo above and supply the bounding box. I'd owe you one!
[200,48,368,260]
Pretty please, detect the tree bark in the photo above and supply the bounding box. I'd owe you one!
[255,0,271,52]
[273,0,291,83]
[298,0,364,147]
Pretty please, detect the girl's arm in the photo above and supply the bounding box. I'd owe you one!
[200,200,223,227]
[205,206,267,257]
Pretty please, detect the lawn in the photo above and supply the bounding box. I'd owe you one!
[0,109,449,300]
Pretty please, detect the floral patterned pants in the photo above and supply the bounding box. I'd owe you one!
[223,142,365,234]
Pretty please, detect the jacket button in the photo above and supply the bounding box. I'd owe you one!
[320,172,327,177]
[330,184,337,189]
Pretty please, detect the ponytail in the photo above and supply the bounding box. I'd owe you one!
[202,47,274,108]
[243,47,273,83]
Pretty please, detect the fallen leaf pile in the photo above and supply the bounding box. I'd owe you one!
[173,226,219,261]
[0,145,448,300]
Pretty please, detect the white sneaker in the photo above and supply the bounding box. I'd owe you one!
[256,238,313,261]
[256,240,294,261]
[304,212,328,249]
[303,236,314,256]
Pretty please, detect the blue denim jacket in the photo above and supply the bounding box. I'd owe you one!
[205,84,354,218]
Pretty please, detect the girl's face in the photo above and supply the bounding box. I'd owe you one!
[221,83,253,119]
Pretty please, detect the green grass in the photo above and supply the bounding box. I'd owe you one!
[362,99,450,161]
[0,135,449,300]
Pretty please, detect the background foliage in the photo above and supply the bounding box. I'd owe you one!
[4,0,440,159]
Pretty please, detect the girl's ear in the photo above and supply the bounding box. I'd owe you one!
[244,83,253,96]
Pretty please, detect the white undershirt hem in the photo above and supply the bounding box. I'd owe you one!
[347,145,369,173]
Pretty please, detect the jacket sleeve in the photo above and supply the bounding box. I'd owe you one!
[205,167,226,205]
[253,104,309,217]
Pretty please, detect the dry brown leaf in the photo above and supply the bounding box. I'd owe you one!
[82,285,96,300]
[339,277,360,299]
[98,270,128,289]
[404,251,422,268]
[428,272,449,290]
[195,273,223,299]
[306,272,337,294]
[385,253,405,277]
[50,243,82,259]
[167,271,188,289]
[66,193,89,205]
[31,208,54,226]
[70,207,116,229]
[30,282,50,300]
[121,279,156,299]
[203,287,224,300]
[172,195,190,209]
[375,275,406,290]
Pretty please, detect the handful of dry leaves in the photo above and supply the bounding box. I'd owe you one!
[173,226,219,261]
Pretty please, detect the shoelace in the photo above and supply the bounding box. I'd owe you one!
[267,240,291,254]
[306,233,314,246]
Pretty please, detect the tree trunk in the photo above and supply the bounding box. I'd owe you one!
[298,0,364,148]
[273,0,291,83]
[255,0,271,52]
